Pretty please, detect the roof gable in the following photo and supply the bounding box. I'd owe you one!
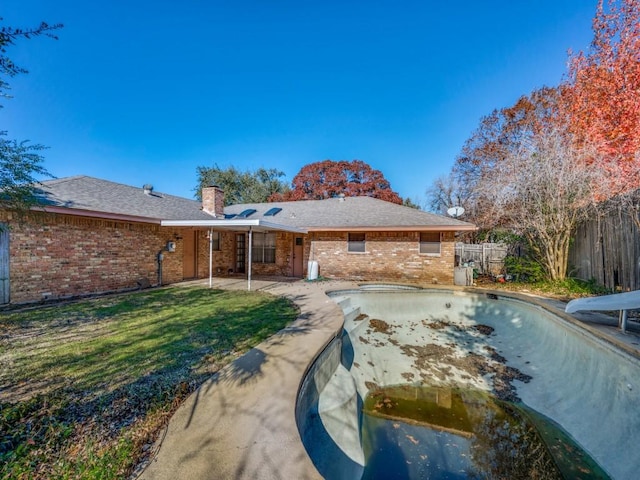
[225,196,476,231]
[34,176,213,222]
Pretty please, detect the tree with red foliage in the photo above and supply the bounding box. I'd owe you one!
[563,0,640,196]
[272,159,402,204]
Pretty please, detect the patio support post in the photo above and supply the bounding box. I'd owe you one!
[208,228,213,288]
[248,227,253,291]
[620,309,629,334]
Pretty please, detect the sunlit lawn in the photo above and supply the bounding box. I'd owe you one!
[0,286,299,480]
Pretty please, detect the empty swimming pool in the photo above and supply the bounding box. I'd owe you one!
[296,287,640,479]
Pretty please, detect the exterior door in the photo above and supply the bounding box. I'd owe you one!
[293,236,304,277]
[0,224,8,304]
[182,230,197,279]
[236,234,246,273]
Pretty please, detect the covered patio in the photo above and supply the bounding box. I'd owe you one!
[161,218,307,291]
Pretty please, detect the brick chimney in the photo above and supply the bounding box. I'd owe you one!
[202,185,225,217]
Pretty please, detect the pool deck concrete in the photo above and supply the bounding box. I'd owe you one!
[136,278,640,480]
[137,277,358,480]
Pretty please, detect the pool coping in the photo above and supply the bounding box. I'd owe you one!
[470,286,640,360]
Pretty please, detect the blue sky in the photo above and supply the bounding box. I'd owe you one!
[3,1,596,204]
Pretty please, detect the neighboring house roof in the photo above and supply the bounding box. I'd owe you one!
[224,196,476,232]
[31,175,476,232]
[33,176,214,223]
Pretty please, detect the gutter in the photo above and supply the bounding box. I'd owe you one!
[305,225,479,233]
[32,205,163,224]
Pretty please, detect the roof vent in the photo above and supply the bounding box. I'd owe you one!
[338,193,346,202]
[143,184,154,195]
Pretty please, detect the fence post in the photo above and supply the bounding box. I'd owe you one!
[482,243,486,274]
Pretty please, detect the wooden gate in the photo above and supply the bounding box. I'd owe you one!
[455,242,509,276]
[0,224,9,304]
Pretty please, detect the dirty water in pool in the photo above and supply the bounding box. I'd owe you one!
[296,289,640,479]
[362,385,608,479]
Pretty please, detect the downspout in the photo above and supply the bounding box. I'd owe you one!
[309,232,315,275]
[157,249,164,286]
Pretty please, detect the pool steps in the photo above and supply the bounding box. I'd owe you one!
[317,364,364,465]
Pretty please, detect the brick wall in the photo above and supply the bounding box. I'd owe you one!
[201,186,225,217]
[5,212,204,304]
[193,231,294,278]
[250,231,294,276]
[5,209,457,304]
[218,231,294,277]
[307,231,455,284]
[196,230,236,276]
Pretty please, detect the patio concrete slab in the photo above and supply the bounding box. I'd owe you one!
[137,278,356,480]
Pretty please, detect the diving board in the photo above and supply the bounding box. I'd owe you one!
[565,289,640,333]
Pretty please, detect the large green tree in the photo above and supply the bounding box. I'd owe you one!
[195,164,290,205]
[1,18,62,213]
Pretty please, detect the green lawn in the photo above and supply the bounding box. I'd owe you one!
[0,286,299,480]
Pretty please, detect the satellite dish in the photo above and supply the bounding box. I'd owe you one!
[447,206,465,217]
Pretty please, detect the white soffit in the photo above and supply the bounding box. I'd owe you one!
[160,219,307,234]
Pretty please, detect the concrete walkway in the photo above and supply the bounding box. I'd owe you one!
[138,277,357,480]
[527,294,640,358]
[137,278,640,480]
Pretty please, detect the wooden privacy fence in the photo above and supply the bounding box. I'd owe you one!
[569,206,640,292]
[455,243,509,276]
[0,225,8,304]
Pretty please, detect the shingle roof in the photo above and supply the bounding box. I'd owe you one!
[225,196,476,231]
[34,176,214,221]
[33,176,476,231]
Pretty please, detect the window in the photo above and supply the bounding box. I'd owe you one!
[252,232,276,263]
[210,231,221,251]
[420,232,441,255]
[348,232,366,253]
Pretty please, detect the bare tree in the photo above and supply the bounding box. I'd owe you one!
[475,126,600,280]
[426,173,464,215]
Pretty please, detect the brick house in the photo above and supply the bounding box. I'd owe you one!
[0,176,476,304]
